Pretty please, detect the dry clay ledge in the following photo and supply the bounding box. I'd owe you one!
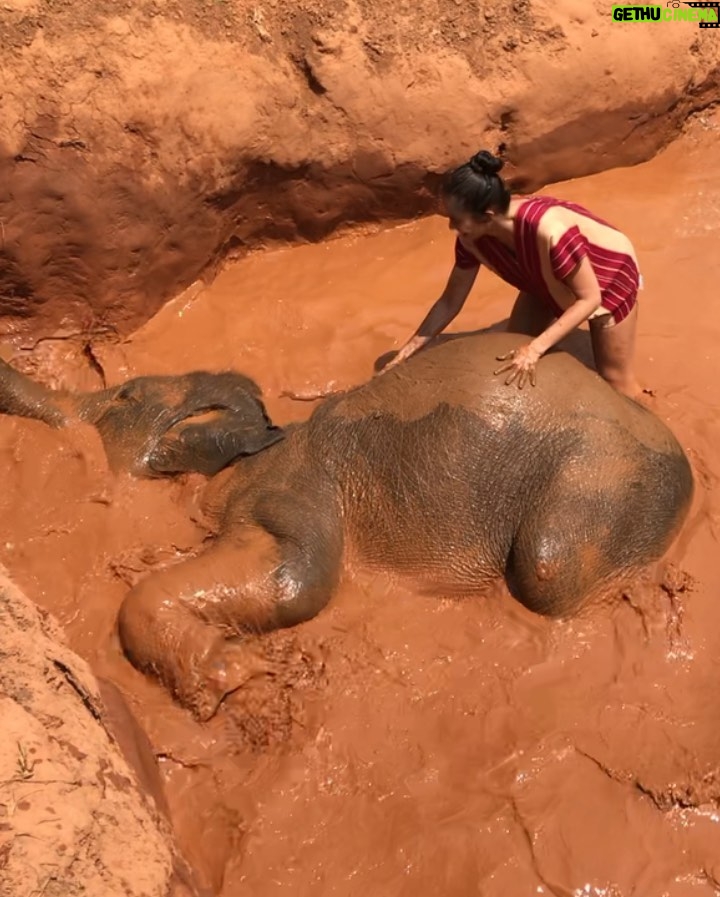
[0,564,203,897]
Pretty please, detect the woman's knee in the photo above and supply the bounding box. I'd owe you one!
[598,365,641,398]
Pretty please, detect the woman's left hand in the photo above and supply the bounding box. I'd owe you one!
[493,343,543,389]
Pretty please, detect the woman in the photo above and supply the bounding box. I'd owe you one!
[381,150,644,397]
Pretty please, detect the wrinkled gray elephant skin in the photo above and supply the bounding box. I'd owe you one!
[109,332,694,720]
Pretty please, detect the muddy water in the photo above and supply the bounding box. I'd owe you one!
[2,112,720,896]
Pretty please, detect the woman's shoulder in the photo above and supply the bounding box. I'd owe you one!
[521,194,619,235]
[517,196,576,243]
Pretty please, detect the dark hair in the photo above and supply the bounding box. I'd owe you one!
[442,149,511,216]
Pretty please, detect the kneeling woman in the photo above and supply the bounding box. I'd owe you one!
[384,150,644,397]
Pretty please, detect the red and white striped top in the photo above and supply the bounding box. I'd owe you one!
[454,196,641,323]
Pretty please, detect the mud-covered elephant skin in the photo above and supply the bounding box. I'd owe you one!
[0,358,283,476]
[116,332,695,721]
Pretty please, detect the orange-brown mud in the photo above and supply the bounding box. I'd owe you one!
[2,112,720,895]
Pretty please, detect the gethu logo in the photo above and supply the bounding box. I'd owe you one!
[611,2,720,26]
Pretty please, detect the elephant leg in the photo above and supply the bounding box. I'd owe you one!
[118,523,341,720]
[505,479,633,618]
[506,432,693,617]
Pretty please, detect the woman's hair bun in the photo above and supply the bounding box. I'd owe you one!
[468,150,504,176]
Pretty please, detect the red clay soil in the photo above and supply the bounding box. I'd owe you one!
[0,0,719,339]
[0,564,205,897]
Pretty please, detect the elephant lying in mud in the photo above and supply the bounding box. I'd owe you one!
[0,333,694,720]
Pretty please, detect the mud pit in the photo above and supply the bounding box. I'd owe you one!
[1,110,720,894]
[2,9,720,892]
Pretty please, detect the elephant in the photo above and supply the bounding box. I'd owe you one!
[0,332,694,720]
[0,356,283,476]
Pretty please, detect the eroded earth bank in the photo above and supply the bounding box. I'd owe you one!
[1,0,719,335]
[2,3,720,896]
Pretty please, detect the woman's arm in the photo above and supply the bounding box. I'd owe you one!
[379,264,480,372]
[495,218,603,388]
[530,255,602,355]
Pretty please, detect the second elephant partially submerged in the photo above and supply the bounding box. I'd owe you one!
[108,332,693,719]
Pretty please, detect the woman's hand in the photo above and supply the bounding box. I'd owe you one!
[493,343,543,389]
[376,265,480,378]
[375,337,427,376]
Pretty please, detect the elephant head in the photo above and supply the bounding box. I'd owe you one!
[0,357,283,477]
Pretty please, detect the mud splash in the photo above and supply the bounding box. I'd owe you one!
[2,112,720,895]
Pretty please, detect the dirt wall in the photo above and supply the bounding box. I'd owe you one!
[0,565,197,897]
[0,0,719,338]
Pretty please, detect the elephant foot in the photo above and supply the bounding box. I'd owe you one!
[189,640,277,722]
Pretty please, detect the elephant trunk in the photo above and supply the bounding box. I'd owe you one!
[0,357,76,427]
[75,388,119,425]
[0,357,123,429]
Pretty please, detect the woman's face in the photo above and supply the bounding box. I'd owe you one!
[441,194,494,240]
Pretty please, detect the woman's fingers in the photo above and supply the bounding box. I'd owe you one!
[493,356,539,389]
[493,361,515,376]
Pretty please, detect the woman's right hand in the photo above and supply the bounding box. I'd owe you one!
[375,337,427,376]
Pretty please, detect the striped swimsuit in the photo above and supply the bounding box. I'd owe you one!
[454,196,642,325]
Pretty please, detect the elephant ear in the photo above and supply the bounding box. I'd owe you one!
[147,406,284,477]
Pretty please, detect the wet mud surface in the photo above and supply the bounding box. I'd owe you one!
[1,113,720,894]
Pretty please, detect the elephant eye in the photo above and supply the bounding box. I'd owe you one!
[116,384,138,403]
